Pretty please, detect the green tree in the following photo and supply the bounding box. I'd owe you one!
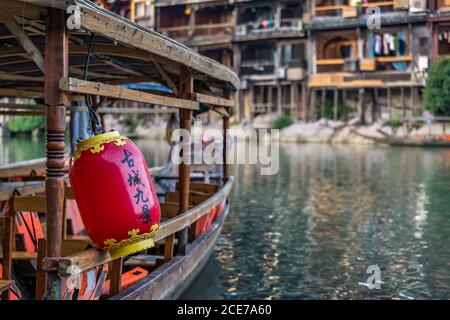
[424,57,450,116]
[272,115,294,130]
[7,116,45,134]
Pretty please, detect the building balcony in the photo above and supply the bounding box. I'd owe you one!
[308,69,422,89]
[311,5,427,30]
[313,0,427,18]
[158,23,234,47]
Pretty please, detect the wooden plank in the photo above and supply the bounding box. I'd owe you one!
[17,0,70,10]
[52,177,233,277]
[0,13,45,73]
[151,57,179,96]
[13,195,47,212]
[36,238,47,299]
[177,182,219,195]
[110,258,123,296]
[223,112,230,181]
[0,88,43,98]
[0,280,13,294]
[0,181,46,202]
[2,0,46,20]
[0,250,38,260]
[0,103,46,110]
[59,77,199,111]
[0,72,43,82]
[177,66,193,255]
[194,93,234,108]
[163,235,175,262]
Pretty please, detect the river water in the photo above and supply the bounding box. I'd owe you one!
[1,136,449,299]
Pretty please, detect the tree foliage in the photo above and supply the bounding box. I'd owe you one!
[272,115,294,130]
[424,57,450,116]
[7,116,45,133]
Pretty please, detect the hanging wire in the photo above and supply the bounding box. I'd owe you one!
[84,33,103,136]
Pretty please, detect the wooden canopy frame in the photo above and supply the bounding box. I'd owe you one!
[0,0,238,300]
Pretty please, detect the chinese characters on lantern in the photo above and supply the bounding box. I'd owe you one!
[121,149,150,225]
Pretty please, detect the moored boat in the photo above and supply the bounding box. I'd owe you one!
[0,0,239,300]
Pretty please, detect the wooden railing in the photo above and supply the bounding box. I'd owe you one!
[44,177,234,278]
[315,1,399,17]
[158,23,234,40]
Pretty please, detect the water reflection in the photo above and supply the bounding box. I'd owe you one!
[2,137,449,299]
[183,144,450,300]
[0,135,46,165]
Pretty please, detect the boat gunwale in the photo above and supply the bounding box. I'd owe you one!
[110,201,230,300]
[49,176,234,278]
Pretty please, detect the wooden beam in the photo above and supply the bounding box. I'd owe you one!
[36,238,47,300]
[110,258,123,296]
[151,57,179,96]
[59,77,199,111]
[0,72,43,82]
[223,103,230,182]
[177,66,193,255]
[193,93,234,108]
[0,1,46,21]
[44,8,68,301]
[0,13,45,73]
[0,88,43,98]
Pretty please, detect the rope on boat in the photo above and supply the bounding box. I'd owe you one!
[83,33,103,137]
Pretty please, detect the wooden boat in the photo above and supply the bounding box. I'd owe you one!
[0,0,239,300]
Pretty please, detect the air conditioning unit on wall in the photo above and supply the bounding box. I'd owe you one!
[409,0,427,13]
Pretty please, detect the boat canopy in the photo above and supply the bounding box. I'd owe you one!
[0,0,239,111]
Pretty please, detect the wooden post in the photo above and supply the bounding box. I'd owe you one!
[290,84,296,118]
[333,89,338,120]
[1,203,14,300]
[310,89,316,122]
[321,89,326,119]
[358,88,365,124]
[387,87,392,119]
[301,82,307,120]
[401,87,406,117]
[342,89,347,122]
[177,66,193,255]
[277,84,282,116]
[223,90,230,182]
[36,238,47,300]
[44,8,68,299]
[110,258,123,296]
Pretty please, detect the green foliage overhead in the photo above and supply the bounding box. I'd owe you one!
[7,116,45,133]
[272,115,294,130]
[424,57,450,116]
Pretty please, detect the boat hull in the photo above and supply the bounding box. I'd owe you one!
[111,202,230,300]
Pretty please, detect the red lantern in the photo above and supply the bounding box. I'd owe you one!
[69,131,160,258]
